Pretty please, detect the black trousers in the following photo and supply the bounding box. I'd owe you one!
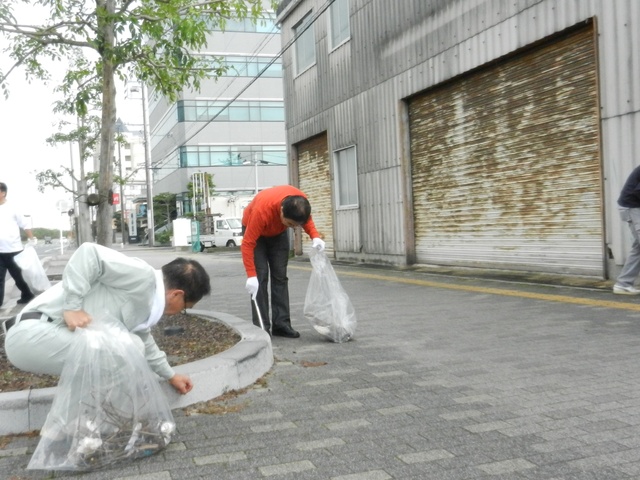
[251,230,292,331]
[0,251,33,306]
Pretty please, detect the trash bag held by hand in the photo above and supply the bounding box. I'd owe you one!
[304,248,357,343]
[14,245,51,293]
[28,316,175,471]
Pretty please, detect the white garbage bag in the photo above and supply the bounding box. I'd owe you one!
[14,245,51,293]
[304,248,357,343]
[28,318,175,471]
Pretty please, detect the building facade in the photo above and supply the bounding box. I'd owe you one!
[276,0,640,279]
[149,2,288,218]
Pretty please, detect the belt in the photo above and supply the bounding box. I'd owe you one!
[2,311,52,334]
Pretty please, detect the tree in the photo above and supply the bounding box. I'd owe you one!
[0,0,275,246]
[153,192,177,229]
[186,172,215,220]
[37,113,101,245]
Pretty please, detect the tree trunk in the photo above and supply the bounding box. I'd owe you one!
[76,122,92,244]
[95,0,116,247]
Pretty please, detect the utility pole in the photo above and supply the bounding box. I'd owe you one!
[243,155,259,194]
[141,82,155,247]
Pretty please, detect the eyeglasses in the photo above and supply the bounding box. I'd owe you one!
[181,293,187,315]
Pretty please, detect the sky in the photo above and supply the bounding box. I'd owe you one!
[0,73,144,229]
[0,3,142,230]
[0,74,142,230]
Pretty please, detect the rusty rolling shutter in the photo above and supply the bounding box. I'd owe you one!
[409,25,602,276]
[296,133,334,255]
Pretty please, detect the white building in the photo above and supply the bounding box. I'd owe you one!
[149,1,288,218]
[276,0,640,280]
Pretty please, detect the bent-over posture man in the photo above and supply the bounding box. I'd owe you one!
[4,242,211,394]
[242,185,325,338]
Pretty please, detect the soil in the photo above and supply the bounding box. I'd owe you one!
[0,313,241,393]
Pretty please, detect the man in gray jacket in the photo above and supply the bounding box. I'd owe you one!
[4,242,211,394]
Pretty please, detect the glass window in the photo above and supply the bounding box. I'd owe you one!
[179,145,286,168]
[203,54,282,78]
[229,104,250,121]
[256,17,278,33]
[198,147,211,166]
[178,147,201,167]
[261,106,285,121]
[210,150,228,166]
[175,100,283,123]
[263,62,282,77]
[329,0,350,49]
[224,18,245,31]
[204,15,278,33]
[334,146,358,207]
[294,12,315,74]
[227,218,242,228]
[262,147,287,165]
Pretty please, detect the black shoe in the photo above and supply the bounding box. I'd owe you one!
[17,296,34,305]
[272,325,300,338]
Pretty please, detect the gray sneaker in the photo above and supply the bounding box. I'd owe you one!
[613,284,640,295]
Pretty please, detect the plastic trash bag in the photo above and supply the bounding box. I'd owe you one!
[28,317,175,471]
[304,248,357,343]
[14,245,51,293]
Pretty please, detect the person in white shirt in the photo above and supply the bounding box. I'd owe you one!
[0,182,36,306]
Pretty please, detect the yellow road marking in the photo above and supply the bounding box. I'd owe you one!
[290,265,640,312]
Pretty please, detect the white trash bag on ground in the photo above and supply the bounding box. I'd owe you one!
[28,317,175,471]
[304,248,357,343]
[14,245,51,293]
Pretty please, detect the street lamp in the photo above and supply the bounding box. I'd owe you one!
[242,155,260,194]
[125,81,154,247]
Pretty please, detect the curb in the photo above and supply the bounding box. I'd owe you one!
[0,309,273,435]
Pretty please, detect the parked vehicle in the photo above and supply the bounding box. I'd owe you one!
[197,216,243,249]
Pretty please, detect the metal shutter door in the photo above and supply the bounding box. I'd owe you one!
[297,133,334,255]
[409,25,602,276]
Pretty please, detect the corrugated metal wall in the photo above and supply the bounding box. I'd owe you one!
[277,0,640,276]
[409,25,602,275]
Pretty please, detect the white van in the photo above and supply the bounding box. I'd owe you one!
[198,217,243,249]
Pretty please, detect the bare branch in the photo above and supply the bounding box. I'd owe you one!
[0,23,94,48]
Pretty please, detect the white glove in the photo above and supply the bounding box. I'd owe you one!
[245,276,259,299]
[27,237,38,246]
[312,237,325,252]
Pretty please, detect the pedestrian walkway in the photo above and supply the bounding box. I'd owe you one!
[5,247,640,479]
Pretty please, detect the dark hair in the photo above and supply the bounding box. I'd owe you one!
[0,183,6,193]
[162,257,211,303]
[281,195,311,224]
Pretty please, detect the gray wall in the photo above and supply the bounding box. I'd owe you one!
[277,0,640,274]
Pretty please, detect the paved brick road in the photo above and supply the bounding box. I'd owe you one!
[3,247,640,479]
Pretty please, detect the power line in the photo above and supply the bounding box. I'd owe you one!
[150,0,337,170]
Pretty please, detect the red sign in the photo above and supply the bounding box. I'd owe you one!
[112,193,120,205]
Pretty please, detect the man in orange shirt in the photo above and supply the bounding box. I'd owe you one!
[242,185,325,338]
